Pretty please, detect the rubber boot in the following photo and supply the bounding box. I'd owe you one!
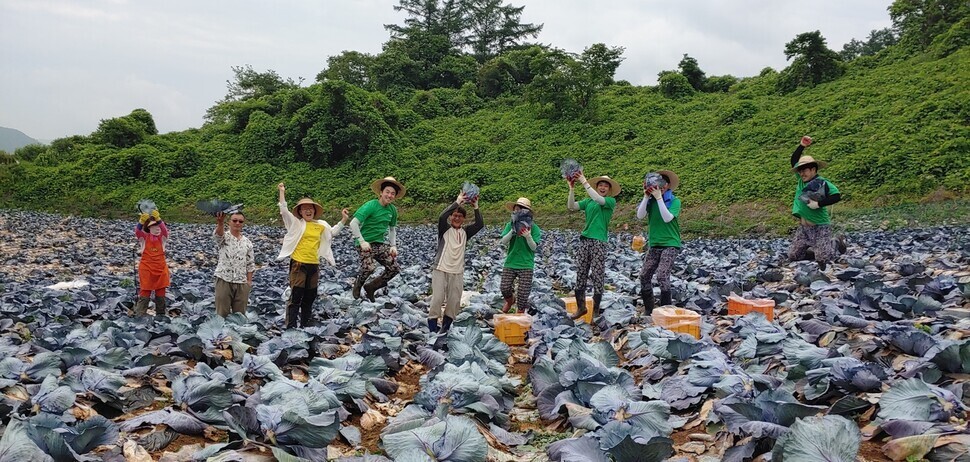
[836,234,847,254]
[363,279,383,302]
[352,276,365,300]
[153,296,166,315]
[428,318,439,332]
[134,297,150,316]
[570,289,587,320]
[501,296,515,313]
[439,316,453,333]
[641,287,654,313]
[299,292,315,327]
[592,293,602,319]
[659,290,672,307]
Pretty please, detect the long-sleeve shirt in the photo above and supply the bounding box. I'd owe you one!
[790,144,842,224]
[275,201,343,265]
[432,202,484,273]
[135,221,168,254]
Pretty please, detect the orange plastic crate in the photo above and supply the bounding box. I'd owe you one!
[562,296,594,324]
[652,307,702,339]
[494,313,532,346]
[727,295,775,321]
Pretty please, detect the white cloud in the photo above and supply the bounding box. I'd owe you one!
[0,0,894,140]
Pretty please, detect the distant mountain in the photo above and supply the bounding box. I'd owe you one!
[0,126,42,153]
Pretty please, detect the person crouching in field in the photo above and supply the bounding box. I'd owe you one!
[350,177,405,302]
[276,182,348,328]
[213,211,255,317]
[566,171,620,321]
[500,197,542,314]
[427,190,484,335]
[134,210,170,316]
[787,136,844,270]
[637,170,682,314]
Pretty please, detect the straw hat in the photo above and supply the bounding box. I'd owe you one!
[370,176,407,199]
[792,156,827,171]
[657,170,680,191]
[505,197,533,212]
[588,175,621,197]
[291,198,323,220]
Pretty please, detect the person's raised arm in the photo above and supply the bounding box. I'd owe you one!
[791,136,812,167]
[636,195,649,220]
[467,200,484,238]
[578,173,605,205]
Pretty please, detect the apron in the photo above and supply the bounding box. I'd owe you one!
[139,236,171,290]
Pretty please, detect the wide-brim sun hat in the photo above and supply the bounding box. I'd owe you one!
[371,176,407,199]
[792,155,827,172]
[505,197,533,212]
[657,170,680,191]
[291,198,324,220]
[589,175,621,197]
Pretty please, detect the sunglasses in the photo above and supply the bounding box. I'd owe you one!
[231,219,245,223]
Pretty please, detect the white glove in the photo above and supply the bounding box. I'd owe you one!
[808,200,820,210]
[389,246,398,258]
[360,241,372,252]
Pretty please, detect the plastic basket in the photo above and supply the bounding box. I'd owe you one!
[562,296,594,324]
[727,295,775,321]
[494,313,532,346]
[652,307,701,339]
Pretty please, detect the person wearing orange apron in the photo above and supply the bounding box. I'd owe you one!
[135,213,171,315]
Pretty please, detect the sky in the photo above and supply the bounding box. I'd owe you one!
[0,0,893,141]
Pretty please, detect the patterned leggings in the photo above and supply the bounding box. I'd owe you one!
[788,224,835,263]
[575,238,607,294]
[500,268,533,312]
[639,246,679,293]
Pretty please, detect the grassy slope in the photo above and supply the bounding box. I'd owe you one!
[1,49,968,236]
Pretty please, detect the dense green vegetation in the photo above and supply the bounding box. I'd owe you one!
[1,0,967,235]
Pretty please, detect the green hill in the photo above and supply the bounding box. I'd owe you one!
[1,1,968,235]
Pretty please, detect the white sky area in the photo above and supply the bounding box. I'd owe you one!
[0,0,893,141]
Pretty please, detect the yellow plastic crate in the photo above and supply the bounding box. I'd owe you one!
[653,307,701,339]
[562,296,594,324]
[494,313,532,346]
[727,295,775,321]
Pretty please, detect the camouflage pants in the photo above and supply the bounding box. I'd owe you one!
[356,242,401,288]
[575,238,607,295]
[788,224,835,263]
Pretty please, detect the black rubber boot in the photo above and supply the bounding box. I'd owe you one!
[363,279,383,302]
[428,318,439,332]
[285,287,303,328]
[570,289,587,320]
[153,296,166,314]
[592,293,602,319]
[439,316,453,333]
[660,290,672,307]
[299,289,316,327]
[642,289,655,315]
[352,276,365,300]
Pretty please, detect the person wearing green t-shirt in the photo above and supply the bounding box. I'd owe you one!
[566,172,620,321]
[350,176,405,302]
[788,136,843,269]
[636,170,682,314]
[499,197,542,314]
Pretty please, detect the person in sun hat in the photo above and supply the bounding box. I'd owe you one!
[636,169,682,314]
[787,136,844,269]
[134,210,170,316]
[566,171,620,321]
[276,182,349,328]
[350,176,405,302]
[499,197,542,314]
[427,188,484,336]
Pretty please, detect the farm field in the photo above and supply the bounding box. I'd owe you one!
[0,209,968,461]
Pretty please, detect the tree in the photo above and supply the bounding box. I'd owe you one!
[889,0,969,51]
[93,109,158,148]
[658,72,693,99]
[463,0,543,62]
[777,31,843,93]
[840,28,898,60]
[316,51,376,89]
[678,54,707,91]
[385,0,466,45]
[223,65,302,102]
[526,44,624,118]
